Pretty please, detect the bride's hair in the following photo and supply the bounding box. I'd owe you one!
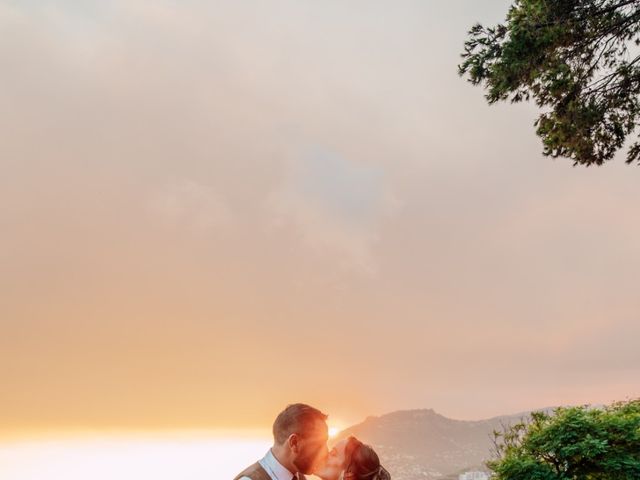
[343,436,391,480]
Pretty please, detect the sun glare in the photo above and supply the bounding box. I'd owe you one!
[0,434,271,480]
[328,427,340,438]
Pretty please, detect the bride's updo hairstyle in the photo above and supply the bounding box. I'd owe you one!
[343,436,391,480]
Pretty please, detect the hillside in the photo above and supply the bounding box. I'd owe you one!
[334,408,553,480]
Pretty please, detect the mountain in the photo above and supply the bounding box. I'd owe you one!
[334,408,555,480]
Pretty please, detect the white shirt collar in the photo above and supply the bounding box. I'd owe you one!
[258,449,297,480]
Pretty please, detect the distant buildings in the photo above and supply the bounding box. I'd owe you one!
[458,472,489,480]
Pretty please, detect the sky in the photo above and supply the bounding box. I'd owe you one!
[1,0,639,437]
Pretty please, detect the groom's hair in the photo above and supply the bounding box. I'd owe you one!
[273,403,328,444]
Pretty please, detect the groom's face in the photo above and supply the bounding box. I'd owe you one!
[292,419,329,474]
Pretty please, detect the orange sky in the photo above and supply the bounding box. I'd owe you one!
[1,0,639,436]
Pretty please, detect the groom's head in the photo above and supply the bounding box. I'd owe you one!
[272,403,329,475]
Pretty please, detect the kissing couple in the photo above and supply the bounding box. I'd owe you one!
[234,403,390,480]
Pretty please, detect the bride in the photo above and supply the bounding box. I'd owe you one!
[315,436,390,480]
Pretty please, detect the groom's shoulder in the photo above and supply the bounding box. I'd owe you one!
[233,461,271,480]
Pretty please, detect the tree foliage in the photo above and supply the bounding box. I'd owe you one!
[459,0,640,166]
[488,399,640,479]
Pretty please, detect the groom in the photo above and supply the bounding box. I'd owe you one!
[234,403,330,480]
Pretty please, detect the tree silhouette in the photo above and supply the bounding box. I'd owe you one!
[460,0,640,166]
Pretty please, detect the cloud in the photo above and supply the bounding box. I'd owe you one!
[267,148,400,274]
[149,179,232,231]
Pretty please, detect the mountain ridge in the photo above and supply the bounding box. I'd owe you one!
[334,406,558,480]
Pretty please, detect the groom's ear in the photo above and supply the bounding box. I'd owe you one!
[287,433,301,453]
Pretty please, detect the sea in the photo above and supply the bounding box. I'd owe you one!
[0,433,279,480]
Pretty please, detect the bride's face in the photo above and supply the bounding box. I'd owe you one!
[313,438,350,480]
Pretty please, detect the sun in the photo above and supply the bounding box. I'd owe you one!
[328,426,341,438]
